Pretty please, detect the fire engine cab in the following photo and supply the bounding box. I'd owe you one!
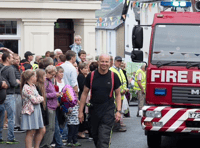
[131,1,200,147]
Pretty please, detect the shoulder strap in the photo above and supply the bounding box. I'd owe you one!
[109,71,115,98]
[90,71,95,100]
[90,71,115,99]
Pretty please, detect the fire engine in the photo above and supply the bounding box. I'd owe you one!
[131,1,200,147]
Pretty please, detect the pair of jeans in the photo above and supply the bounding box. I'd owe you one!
[14,94,22,128]
[67,125,79,144]
[61,121,68,140]
[4,95,15,141]
[53,116,63,148]
[40,109,56,147]
[0,104,5,140]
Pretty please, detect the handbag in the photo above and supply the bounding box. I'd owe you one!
[122,95,129,114]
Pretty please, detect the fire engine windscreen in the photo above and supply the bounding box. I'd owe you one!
[152,25,200,65]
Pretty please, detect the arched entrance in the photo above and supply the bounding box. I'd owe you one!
[54,19,74,54]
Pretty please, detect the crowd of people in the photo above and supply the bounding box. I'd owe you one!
[0,34,147,148]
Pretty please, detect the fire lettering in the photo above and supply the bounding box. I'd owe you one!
[151,70,188,83]
[192,71,200,83]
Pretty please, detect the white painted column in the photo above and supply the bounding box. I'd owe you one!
[22,18,57,58]
[74,19,97,59]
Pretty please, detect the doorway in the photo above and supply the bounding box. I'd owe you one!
[54,19,74,53]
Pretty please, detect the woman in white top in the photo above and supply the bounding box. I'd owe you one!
[55,66,65,92]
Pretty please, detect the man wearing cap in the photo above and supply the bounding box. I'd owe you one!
[20,51,35,70]
[110,56,128,132]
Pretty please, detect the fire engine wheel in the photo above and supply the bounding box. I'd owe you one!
[147,131,162,148]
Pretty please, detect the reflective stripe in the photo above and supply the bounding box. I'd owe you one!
[32,64,38,70]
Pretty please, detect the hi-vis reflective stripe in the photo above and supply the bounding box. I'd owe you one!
[141,106,200,133]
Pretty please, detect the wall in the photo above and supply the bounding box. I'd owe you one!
[116,24,125,58]
[95,29,107,55]
[124,4,138,63]
[106,30,116,58]
[0,1,101,58]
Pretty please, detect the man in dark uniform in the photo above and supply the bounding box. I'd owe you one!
[79,54,122,148]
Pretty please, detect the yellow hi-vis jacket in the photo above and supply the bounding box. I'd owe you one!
[32,63,39,70]
[110,67,127,100]
[134,69,146,91]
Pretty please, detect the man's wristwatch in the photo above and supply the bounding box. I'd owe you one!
[116,110,122,114]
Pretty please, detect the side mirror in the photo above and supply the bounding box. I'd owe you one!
[195,1,200,11]
[132,26,143,49]
[131,50,143,62]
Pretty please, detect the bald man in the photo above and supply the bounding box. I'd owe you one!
[79,54,122,148]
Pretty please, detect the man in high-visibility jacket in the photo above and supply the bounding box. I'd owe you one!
[110,56,128,132]
[134,64,146,117]
[32,55,42,70]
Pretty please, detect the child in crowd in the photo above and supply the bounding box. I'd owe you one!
[67,103,81,147]
[78,50,86,63]
[20,69,46,148]
[70,35,82,64]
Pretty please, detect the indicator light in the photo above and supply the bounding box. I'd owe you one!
[180,1,186,7]
[173,1,179,7]
[155,88,167,96]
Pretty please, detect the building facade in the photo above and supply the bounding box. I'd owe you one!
[95,3,125,58]
[0,0,101,58]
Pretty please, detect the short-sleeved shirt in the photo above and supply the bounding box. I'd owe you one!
[67,105,79,125]
[84,70,121,117]
[61,61,78,87]
[85,70,121,104]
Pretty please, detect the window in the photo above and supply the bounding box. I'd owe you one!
[0,21,17,35]
[152,25,200,65]
[0,21,21,54]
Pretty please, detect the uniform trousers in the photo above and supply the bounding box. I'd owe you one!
[89,108,115,148]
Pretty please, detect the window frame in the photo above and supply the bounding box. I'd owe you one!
[0,20,21,54]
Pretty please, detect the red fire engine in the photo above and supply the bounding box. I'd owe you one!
[131,1,200,147]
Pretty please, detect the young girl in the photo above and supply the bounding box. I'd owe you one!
[20,69,46,148]
[67,103,81,147]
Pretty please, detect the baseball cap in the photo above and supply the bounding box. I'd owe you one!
[114,56,122,61]
[24,51,35,59]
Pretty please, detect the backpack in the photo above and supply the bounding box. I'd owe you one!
[0,66,7,104]
[90,70,115,99]
[19,63,26,72]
